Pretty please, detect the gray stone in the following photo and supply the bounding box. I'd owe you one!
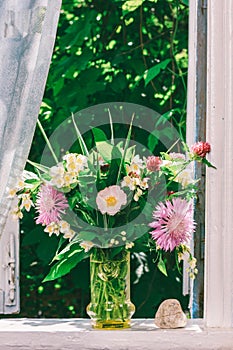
[155,299,187,329]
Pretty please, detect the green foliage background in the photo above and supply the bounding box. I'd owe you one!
[18,0,189,318]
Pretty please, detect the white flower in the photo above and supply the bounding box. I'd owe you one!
[168,152,186,160]
[63,153,88,173]
[17,180,25,189]
[80,241,94,252]
[58,220,75,240]
[121,175,140,191]
[132,155,144,168]
[161,159,173,167]
[125,242,134,249]
[11,206,23,220]
[63,153,77,164]
[19,193,34,212]
[7,178,26,198]
[188,257,197,270]
[175,169,193,187]
[139,177,149,190]
[59,220,71,233]
[50,163,65,177]
[50,176,65,188]
[49,164,65,188]
[110,238,115,245]
[134,188,143,202]
[96,185,127,216]
[76,154,88,170]
[63,229,75,240]
[63,172,77,186]
[44,222,60,236]
[126,155,144,175]
[8,188,17,198]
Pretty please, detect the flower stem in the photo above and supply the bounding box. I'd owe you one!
[37,119,59,164]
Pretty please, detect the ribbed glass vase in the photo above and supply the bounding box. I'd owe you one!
[86,247,135,329]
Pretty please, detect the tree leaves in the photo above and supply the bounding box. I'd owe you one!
[122,0,145,16]
[144,59,171,86]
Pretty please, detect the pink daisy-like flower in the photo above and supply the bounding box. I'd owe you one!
[149,198,195,252]
[96,185,127,216]
[146,156,162,172]
[35,184,68,225]
[191,141,211,158]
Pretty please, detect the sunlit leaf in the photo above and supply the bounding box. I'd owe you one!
[144,59,171,86]
[157,258,168,277]
[122,0,145,15]
[43,249,89,282]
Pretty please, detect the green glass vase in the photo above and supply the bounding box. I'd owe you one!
[86,247,135,329]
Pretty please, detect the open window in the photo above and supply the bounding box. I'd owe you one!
[1,0,233,328]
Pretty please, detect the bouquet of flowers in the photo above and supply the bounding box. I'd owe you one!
[10,116,213,282]
[10,111,215,328]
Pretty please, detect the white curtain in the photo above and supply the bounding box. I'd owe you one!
[0,0,62,236]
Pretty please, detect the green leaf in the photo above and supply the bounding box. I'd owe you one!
[122,0,145,15]
[43,249,88,282]
[24,178,41,184]
[72,113,89,157]
[156,108,181,126]
[202,158,217,169]
[157,258,168,277]
[117,113,135,182]
[26,159,50,174]
[107,146,122,185]
[144,59,171,86]
[92,128,108,142]
[147,134,158,153]
[78,231,96,241]
[181,0,189,6]
[53,241,83,261]
[78,173,97,186]
[124,145,136,163]
[95,141,114,162]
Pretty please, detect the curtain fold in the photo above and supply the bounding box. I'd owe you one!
[0,0,62,235]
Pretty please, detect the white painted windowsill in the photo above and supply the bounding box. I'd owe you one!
[0,318,233,350]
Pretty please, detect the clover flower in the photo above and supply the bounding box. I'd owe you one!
[146,156,162,171]
[191,141,211,158]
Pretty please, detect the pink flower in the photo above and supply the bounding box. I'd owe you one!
[35,185,68,225]
[96,185,127,216]
[149,198,195,251]
[191,141,211,158]
[146,156,162,171]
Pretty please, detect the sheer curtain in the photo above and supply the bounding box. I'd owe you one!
[0,0,62,236]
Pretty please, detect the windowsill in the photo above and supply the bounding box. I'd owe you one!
[0,318,233,349]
